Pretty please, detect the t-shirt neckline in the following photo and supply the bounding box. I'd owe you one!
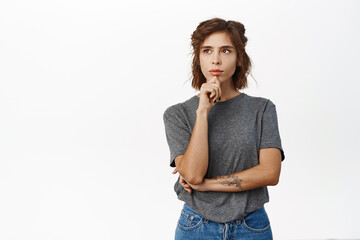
[194,92,246,104]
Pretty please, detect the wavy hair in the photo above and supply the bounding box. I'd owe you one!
[189,18,254,90]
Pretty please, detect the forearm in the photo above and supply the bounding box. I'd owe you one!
[178,109,209,184]
[205,164,278,192]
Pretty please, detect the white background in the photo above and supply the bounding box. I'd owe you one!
[1,0,359,239]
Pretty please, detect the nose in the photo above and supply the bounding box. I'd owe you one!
[212,52,221,65]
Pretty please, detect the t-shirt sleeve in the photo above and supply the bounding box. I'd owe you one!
[259,100,285,161]
[163,105,191,168]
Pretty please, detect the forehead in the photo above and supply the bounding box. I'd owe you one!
[201,31,233,47]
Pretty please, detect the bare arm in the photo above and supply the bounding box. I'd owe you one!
[184,148,282,192]
[175,108,210,185]
[174,76,221,185]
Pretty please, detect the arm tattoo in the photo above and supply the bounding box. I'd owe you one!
[216,175,243,189]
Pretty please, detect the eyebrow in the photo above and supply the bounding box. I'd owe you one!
[200,45,235,49]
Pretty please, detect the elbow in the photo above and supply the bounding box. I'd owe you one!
[266,166,280,186]
[176,155,205,185]
[269,174,280,186]
[177,167,204,185]
[187,176,204,185]
[270,178,279,186]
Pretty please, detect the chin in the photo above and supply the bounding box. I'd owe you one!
[206,75,222,81]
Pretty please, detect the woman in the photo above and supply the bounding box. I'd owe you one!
[163,17,285,239]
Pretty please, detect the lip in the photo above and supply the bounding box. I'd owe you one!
[210,72,222,76]
[209,69,223,72]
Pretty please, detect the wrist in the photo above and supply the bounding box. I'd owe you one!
[196,108,210,116]
[204,178,214,191]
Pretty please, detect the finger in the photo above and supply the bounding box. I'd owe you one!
[212,78,221,100]
[210,76,218,83]
[183,184,191,191]
[209,89,216,99]
[172,168,178,174]
[181,180,189,187]
[209,84,220,102]
[212,87,218,103]
[202,86,218,103]
[201,86,213,98]
[207,89,216,103]
[180,178,187,185]
[214,78,222,100]
[210,88,218,102]
[183,182,190,187]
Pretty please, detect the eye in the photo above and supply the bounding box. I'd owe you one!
[222,49,231,53]
[203,49,211,53]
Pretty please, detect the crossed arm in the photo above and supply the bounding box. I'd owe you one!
[173,148,282,193]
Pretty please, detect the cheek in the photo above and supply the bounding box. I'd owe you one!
[224,60,238,76]
[199,58,208,72]
[199,56,206,66]
[224,59,237,70]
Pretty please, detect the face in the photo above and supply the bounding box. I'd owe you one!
[199,31,239,83]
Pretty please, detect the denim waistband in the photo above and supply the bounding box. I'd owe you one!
[182,203,263,225]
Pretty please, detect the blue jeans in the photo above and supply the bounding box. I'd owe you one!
[175,203,273,240]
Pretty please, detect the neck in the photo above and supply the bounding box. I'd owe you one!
[213,78,240,102]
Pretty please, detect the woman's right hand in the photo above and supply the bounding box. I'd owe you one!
[179,174,192,194]
[197,76,222,112]
[172,167,192,194]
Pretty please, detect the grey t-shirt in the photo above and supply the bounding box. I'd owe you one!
[163,92,285,223]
